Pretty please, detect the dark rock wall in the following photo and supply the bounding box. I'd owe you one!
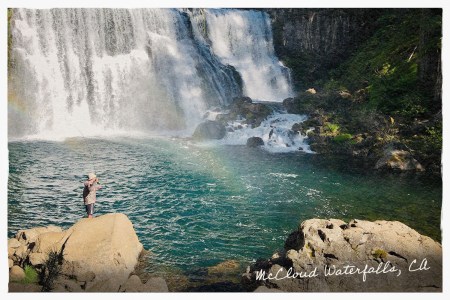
[263,8,382,89]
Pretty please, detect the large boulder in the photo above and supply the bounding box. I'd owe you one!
[282,97,297,114]
[60,213,143,286]
[245,218,442,292]
[233,97,272,127]
[221,96,272,127]
[193,120,226,140]
[229,96,253,110]
[375,143,424,171]
[9,213,146,292]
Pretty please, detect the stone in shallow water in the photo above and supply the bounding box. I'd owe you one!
[193,120,226,140]
[208,260,241,275]
[246,136,264,147]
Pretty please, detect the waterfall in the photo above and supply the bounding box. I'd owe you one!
[8,8,293,139]
[201,9,293,102]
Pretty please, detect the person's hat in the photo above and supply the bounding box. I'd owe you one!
[88,173,97,180]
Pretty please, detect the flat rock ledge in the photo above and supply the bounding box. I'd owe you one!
[243,218,442,292]
[8,213,169,292]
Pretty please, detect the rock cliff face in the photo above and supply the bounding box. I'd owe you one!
[244,218,442,292]
[264,9,381,88]
[8,213,169,292]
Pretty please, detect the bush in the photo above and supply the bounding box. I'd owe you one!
[22,265,39,284]
[40,251,63,292]
[372,249,387,259]
[333,133,353,143]
[326,123,340,134]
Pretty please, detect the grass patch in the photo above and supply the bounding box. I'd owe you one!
[326,123,340,135]
[333,133,353,143]
[21,265,39,284]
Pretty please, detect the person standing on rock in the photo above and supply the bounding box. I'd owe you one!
[83,173,102,218]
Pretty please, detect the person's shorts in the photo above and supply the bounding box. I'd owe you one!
[85,203,94,215]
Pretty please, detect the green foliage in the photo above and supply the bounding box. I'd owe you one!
[40,251,63,292]
[326,9,441,119]
[326,123,340,134]
[22,265,39,284]
[411,123,442,155]
[281,9,441,171]
[323,79,348,92]
[333,133,353,143]
[393,101,427,119]
[372,249,388,259]
[426,125,442,146]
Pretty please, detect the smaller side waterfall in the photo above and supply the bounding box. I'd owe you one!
[202,9,294,102]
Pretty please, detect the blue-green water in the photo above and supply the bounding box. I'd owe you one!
[8,137,441,278]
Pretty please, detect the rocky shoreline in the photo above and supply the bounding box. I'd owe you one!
[191,95,435,174]
[284,90,430,172]
[8,213,168,292]
[242,218,442,292]
[9,213,442,293]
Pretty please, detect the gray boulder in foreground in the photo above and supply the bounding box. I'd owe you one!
[193,120,226,140]
[245,218,442,292]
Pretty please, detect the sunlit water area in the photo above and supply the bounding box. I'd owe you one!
[8,137,442,286]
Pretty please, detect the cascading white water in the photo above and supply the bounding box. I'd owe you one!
[8,8,293,140]
[221,114,312,153]
[202,9,293,102]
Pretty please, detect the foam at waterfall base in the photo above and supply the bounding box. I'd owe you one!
[197,113,314,154]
